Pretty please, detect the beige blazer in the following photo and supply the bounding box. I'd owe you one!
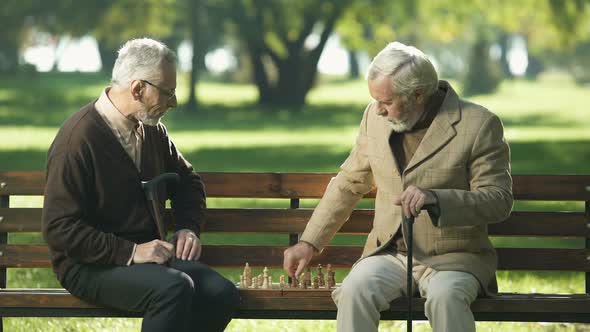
[300,81,513,294]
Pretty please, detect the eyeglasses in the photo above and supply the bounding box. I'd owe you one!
[141,80,176,101]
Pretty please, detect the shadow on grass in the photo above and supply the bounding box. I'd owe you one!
[183,145,348,173]
[510,140,590,174]
[0,149,48,171]
[164,102,365,132]
[0,72,108,127]
[501,113,582,128]
[0,72,367,131]
[183,140,590,174]
[3,140,589,175]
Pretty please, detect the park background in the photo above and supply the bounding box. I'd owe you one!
[1,0,590,331]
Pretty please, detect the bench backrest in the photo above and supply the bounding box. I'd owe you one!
[0,171,589,293]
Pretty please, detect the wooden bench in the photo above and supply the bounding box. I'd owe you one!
[0,171,589,330]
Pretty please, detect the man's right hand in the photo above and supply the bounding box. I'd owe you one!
[283,241,315,278]
[133,240,175,264]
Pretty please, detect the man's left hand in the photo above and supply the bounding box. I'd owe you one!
[175,229,202,261]
[393,185,437,218]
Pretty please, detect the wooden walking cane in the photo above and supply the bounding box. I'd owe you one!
[404,214,415,332]
[141,173,180,240]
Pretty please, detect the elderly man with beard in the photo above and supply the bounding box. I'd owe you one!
[42,38,239,332]
[283,42,513,332]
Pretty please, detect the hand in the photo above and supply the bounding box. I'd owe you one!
[175,229,202,261]
[393,185,437,218]
[133,240,174,264]
[283,241,315,278]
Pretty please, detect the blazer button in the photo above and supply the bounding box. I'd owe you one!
[376,239,381,247]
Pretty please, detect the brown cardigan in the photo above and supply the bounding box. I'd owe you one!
[42,101,206,282]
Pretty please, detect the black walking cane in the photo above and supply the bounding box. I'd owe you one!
[141,173,180,240]
[403,214,415,332]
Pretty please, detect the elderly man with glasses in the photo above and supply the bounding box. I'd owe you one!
[42,38,239,332]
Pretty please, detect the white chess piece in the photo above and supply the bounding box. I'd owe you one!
[244,263,252,287]
[251,277,257,289]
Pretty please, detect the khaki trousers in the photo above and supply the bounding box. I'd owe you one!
[332,252,480,332]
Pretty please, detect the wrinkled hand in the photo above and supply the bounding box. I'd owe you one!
[175,229,202,261]
[133,240,174,264]
[393,185,437,218]
[283,242,315,278]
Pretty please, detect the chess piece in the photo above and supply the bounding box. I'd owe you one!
[299,273,306,289]
[313,276,319,289]
[262,267,269,289]
[280,275,286,289]
[239,275,245,288]
[305,267,312,288]
[327,264,335,288]
[317,264,325,287]
[291,275,298,288]
[251,277,257,289]
[257,274,263,288]
[243,263,252,287]
[268,276,272,289]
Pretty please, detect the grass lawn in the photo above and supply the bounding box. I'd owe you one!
[1,71,589,331]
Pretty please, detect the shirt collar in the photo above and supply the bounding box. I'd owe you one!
[95,88,139,143]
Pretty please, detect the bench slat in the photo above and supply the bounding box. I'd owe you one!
[0,171,45,196]
[0,208,373,235]
[488,211,588,237]
[1,172,590,200]
[0,290,588,320]
[241,290,590,313]
[1,245,588,271]
[1,208,587,237]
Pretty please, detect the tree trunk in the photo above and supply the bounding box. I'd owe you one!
[97,41,117,75]
[523,34,544,80]
[240,0,351,108]
[256,52,312,108]
[249,45,273,105]
[463,33,503,96]
[499,32,513,79]
[186,0,204,112]
[348,49,359,79]
[0,34,20,74]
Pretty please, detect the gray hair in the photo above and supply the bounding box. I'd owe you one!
[367,42,438,99]
[111,38,177,89]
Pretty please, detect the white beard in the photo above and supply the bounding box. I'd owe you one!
[135,107,163,126]
[390,121,411,132]
[389,99,423,133]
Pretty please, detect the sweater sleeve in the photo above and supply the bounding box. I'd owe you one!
[160,124,206,237]
[42,146,135,266]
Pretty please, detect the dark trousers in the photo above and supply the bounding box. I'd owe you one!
[62,258,240,332]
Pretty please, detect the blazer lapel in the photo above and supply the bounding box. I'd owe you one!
[404,83,462,174]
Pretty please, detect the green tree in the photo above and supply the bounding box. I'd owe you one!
[336,0,413,78]
[0,0,97,73]
[93,0,177,74]
[463,32,503,96]
[225,0,354,107]
[179,0,226,111]
[0,0,28,73]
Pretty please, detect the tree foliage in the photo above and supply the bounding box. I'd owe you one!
[4,0,590,102]
[224,0,355,107]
